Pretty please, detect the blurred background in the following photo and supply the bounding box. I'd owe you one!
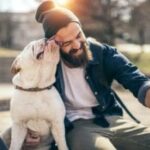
[0,0,150,82]
[0,0,150,132]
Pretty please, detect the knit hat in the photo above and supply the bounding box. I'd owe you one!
[35,0,81,38]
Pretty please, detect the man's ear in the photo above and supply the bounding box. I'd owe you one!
[10,57,21,75]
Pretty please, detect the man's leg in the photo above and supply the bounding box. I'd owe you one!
[107,115,150,150]
[66,119,117,150]
[0,127,52,150]
[66,116,150,150]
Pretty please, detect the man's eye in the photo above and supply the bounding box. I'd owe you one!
[77,33,81,39]
[62,41,72,47]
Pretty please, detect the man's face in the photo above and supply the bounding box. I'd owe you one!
[55,23,88,67]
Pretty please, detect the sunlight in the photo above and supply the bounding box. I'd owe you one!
[55,0,69,6]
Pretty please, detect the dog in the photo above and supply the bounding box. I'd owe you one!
[9,39,68,150]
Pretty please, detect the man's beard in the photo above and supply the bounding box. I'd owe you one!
[60,42,89,68]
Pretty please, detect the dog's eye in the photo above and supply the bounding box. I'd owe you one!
[36,51,44,60]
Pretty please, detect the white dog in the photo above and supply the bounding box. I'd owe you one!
[9,39,68,150]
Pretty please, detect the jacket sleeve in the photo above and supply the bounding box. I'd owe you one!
[103,44,150,105]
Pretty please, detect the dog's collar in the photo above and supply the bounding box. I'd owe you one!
[15,85,53,92]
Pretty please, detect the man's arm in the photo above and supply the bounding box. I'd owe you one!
[24,129,41,146]
[103,44,150,106]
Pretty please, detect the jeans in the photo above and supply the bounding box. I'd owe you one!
[66,116,150,150]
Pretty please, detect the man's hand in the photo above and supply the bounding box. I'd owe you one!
[145,89,150,108]
[24,129,41,147]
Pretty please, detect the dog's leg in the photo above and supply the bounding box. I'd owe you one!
[51,121,68,150]
[9,123,27,150]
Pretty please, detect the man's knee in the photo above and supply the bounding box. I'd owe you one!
[66,128,116,150]
[0,127,11,148]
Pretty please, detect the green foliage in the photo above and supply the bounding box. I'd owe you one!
[122,52,150,75]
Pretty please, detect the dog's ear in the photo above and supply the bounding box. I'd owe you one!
[11,57,21,75]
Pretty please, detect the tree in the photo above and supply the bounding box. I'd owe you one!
[67,0,136,45]
[0,12,14,48]
[130,0,150,45]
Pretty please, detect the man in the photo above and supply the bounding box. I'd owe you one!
[1,0,150,149]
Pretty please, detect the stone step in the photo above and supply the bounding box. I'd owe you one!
[0,84,12,133]
[0,111,11,133]
[0,57,14,83]
[0,99,10,111]
[0,84,12,111]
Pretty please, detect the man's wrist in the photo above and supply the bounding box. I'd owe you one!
[138,81,150,106]
[145,89,150,107]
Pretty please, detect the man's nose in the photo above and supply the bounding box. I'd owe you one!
[72,40,80,49]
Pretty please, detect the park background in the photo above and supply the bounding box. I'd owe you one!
[0,0,150,133]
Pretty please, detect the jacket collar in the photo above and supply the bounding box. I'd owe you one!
[87,40,99,65]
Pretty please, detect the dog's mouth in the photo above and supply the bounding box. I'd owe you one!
[35,39,50,60]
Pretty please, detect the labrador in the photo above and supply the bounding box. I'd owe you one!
[9,39,68,150]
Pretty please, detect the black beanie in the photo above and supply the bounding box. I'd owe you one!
[35,0,81,38]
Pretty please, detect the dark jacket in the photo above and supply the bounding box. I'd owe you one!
[54,38,150,128]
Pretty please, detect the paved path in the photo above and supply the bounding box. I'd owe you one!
[117,90,150,126]
[0,84,13,101]
[0,84,12,133]
[0,111,11,133]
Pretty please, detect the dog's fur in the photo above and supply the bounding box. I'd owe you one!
[9,39,68,150]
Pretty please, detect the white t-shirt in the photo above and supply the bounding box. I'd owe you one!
[61,60,99,121]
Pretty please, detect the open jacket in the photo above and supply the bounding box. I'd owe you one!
[54,38,150,129]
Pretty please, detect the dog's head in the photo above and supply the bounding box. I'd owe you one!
[11,39,60,88]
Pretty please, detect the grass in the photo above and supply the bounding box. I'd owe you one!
[122,52,150,75]
[135,54,150,75]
